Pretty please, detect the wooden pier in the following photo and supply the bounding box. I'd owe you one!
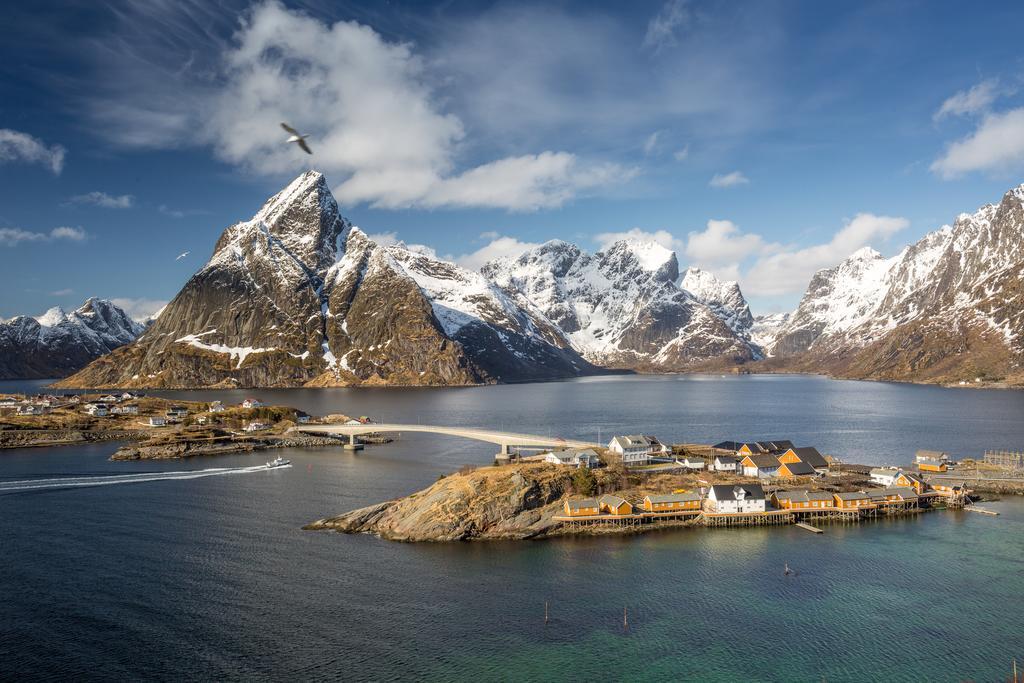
[963,506,999,516]
[796,522,823,534]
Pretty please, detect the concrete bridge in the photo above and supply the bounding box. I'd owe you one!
[291,423,597,456]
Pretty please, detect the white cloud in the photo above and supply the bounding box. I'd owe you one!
[0,226,87,247]
[934,79,1000,121]
[367,231,400,246]
[643,131,661,155]
[0,129,66,175]
[673,144,690,161]
[185,3,630,211]
[684,219,766,265]
[110,298,169,322]
[454,235,541,271]
[709,171,749,188]
[742,213,907,296]
[70,191,135,209]
[594,227,682,252]
[931,107,1024,178]
[643,0,691,52]
[50,288,74,296]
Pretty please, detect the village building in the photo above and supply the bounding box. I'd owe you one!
[112,404,139,415]
[209,401,226,413]
[833,491,875,510]
[142,416,166,427]
[806,490,836,509]
[712,455,738,472]
[84,403,108,417]
[862,487,919,506]
[642,492,702,513]
[775,460,817,478]
[739,453,781,478]
[296,414,311,424]
[870,468,900,487]
[607,435,656,466]
[893,470,927,494]
[563,498,600,517]
[245,422,270,432]
[705,484,767,513]
[916,457,948,473]
[929,480,965,496]
[242,398,264,409]
[542,448,600,469]
[777,446,829,473]
[771,490,811,509]
[677,455,705,470]
[195,415,208,425]
[599,494,633,516]
[16,404,49,416]
[166,406,189,419]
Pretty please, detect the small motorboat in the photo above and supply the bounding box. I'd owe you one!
[266,456,291,469]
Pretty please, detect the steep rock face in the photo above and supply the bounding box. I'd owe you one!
[765,184,1024,382]
[0,299,144,379]
[680,267,756,343]
[482,240,757,370]
[58,172,590,388]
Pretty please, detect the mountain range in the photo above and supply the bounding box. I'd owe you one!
[30,170,1022,388]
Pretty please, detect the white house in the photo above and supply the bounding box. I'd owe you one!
[869,468,899,487]
[705,484,767,513]
[84,403,108,417]
[543,448,600,468]
[677,456,705,470]
[713,455,738,472]
[209,401,226,413]
[608,435,655,466]
[245,422,270,432]
[739,453,781,478]
[166,406,189,419]
[16,404,48,416]
[242,398,264,409]
[142,416,166,427]
[112,404,139,415]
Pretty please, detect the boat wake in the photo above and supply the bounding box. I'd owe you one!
[0,463,285,493]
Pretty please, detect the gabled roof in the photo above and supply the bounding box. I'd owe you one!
[888,486,919,499]
[565,498,599,510]
[773,490,810,502]
[779,461,816,476]
[834,491,870,500]
[916,449,949,460]
[709,483,765,500]
[805,491,834,502]
[896,470,923,483]
[713,455,738,464]
[791,447,828,469]
[599,494,630,507]
[870,467,898,477]
[743,453,781,468]
[645,492,701,504]
[610,435,651,449]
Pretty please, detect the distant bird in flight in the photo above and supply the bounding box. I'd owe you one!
[175,251,190,261]
[281,122,312,155]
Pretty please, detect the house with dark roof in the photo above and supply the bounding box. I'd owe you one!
[705,484,766,513]
[929,480,965,496]
[713,455,738,472]
[599,494,633,516]
[739,453,781,478]
[870,467,900,487]
[714,440,794,455]
[833,491,875,510]
[775,460,817,478]
[563,498,600,516]
[608,435,656,465]
[778,446,829,473]
[893,470,926,494]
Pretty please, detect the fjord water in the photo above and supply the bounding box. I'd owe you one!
[2,374,1024,681]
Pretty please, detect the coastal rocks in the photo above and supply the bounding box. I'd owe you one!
[305,463,574,541]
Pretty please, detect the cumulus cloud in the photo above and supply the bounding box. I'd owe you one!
[934,79,1000,121]
[709,171,749,188]
[454,235,542,270]
[643,0,691,52]
[0,129,66,175]
[174,2,629,211]
[673,144,690,161]
[931,107,1024,178]
[70,191,135,209]
[742,213,907,296]
[684,219,766,265]
[110,297,168,322]
[0,226,87,247]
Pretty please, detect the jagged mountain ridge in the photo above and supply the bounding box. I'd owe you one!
[58,172,592,389]
[481,240,760,370]
[764,183,1024,383]
[0,299,145,379]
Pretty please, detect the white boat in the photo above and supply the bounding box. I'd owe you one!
[266,456,291,469]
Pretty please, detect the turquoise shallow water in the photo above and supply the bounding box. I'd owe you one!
[1,375,1023,680]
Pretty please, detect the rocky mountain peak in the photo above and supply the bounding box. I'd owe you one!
[598,238,679,283]
[680,267,755,342]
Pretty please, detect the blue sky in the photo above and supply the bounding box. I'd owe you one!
[3,0,1024,320]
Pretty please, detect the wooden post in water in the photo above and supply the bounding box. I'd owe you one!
[623,606,629,632]
[544,601,549,625]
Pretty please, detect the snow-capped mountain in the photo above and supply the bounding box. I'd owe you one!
[482,240,758,370]
[750,312,790,351]
[0,298,145,379]
[59,171,591,388]
[764,183,1024,383]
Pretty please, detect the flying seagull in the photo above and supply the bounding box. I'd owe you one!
[175,251,190,261]
[281,122,312,155]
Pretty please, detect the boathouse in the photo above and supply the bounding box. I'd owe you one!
[642,492,701,513]
[564,499,600,517]
[893,470,926,493]
[599,494,633,516]
[833,491,874,510]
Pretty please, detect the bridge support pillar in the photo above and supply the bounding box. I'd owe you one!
[344,433,364,451]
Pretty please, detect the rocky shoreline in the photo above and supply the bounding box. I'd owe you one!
[111,435,346,460]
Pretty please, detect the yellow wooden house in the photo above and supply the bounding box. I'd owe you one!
[642,492,701,513]
[833,491,875,510]
[599,494,633,516]
[563,498,600,517]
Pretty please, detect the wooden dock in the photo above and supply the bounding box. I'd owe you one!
[964,506,999,516]
[795,522,823,534]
